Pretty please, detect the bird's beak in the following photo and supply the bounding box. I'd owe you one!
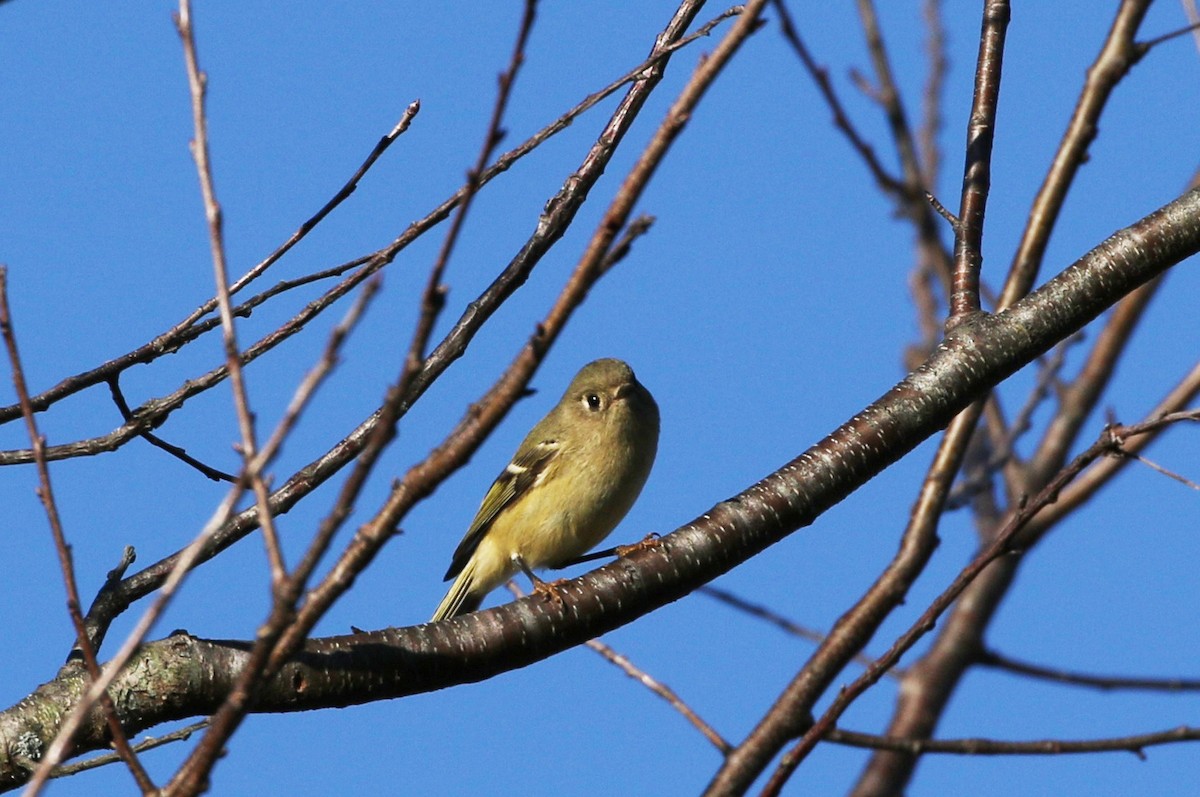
[614,381,637,401]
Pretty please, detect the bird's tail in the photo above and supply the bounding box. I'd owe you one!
[431,560,483,622]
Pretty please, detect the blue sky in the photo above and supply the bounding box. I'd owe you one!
[2,2,1199,795]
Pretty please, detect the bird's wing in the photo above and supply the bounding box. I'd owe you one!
[442,439,560,581]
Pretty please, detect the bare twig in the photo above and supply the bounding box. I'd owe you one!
[0,257,376,464]
[828,726,1200,758]
[926,191,959,229]
[1139,19,1200,50]
[79,546,137,652]
[855,0,926,198]
[3,269,155,795]
[771,0,904,195]
[216,102,419,305]
[918,0,947,191]
[587,638,733,754]
[1030,360,1200,531]
[699,586,900,676]
[1122,450,1200,490]
[1000,0,1152,309]
[107,376,236,482]
[176,0,285,587]
[948,0,1009,321]
[52,721,210,779]
[855,0,961,336]
[978,648,1200,692]
[508,583,731,754]
[597,214,656,276]
[778,0,956,359]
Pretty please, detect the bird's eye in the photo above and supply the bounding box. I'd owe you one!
[585,392,602,411]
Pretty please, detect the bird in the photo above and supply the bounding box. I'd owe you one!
[431,358,659,621]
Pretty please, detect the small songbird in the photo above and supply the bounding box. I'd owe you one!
[431,358,659,621]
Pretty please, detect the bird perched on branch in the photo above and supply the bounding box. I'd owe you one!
[431,358,659,621]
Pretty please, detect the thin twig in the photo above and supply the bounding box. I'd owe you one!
[698,586,901,677]
[176,0,286,586]
[52,721,210,778]
[925,191,958,229]
[1123,450,1200,490]
[588,639,733,754]
[827,726,1200,758]
[771,0,905,195]
[1032,360,1200,531]
[918,0,947,191]
[217,103,419,305]
[0,256,374,458]
[79,546,137,653]
[948,0,1009,321]
[0,256,382,467]
[508,583,731,754]
[977,648,1200,692]
[855,0,926,198]
[3,269,155,795]
[597,214,656,276]
[107,376,236,482]
[255,277,383,472]
[1139,18,1200,50]
[1000,0,1151,309]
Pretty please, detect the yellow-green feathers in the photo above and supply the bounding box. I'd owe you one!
[431,359,658,621]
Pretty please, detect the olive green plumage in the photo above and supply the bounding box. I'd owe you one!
[431,359,659,621]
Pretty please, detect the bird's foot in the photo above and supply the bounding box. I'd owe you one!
[532,577,570,605]
[616,533,662,557]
